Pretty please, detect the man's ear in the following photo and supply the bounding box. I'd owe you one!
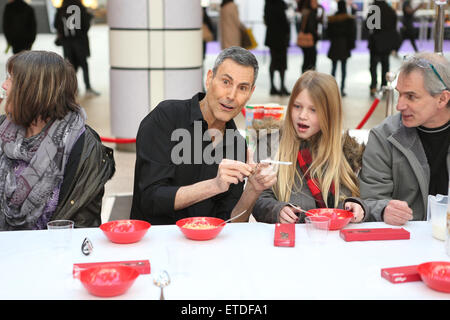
[205,69,213,91]
[438,90,450,109]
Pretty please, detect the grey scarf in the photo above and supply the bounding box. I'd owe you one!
[0,110,86,230]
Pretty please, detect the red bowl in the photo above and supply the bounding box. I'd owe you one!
[100,219,151,244]
[417,261,450,293]
[176,217,225,241]
[305,209,353,230]
[79,266,140,297]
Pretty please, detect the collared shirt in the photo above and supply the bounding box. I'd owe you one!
[131,93,247,225]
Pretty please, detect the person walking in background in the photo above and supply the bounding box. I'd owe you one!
[366,0,399,97]
[327,0,356,97]
[202,7,215,61]
[3,0,37,54]
[398,0,425,53]
[264,0,291,96]
[54,0,99,97]
[219,0,245,49]
[296,0,322,73]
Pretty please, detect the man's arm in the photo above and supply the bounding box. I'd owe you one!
[229,163,277,222]
[174,159,252,211]
[359,129,412,224]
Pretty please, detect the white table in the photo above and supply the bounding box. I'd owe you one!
[0,221,449,300]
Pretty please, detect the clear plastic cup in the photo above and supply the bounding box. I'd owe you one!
[305,216,330,244]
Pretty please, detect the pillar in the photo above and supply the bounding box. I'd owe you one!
[107,0,203,144]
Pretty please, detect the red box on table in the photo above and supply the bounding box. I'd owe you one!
[381,265,421,283]
[274,223,295,247]
[340,228,410,241]
[73,260,150,278]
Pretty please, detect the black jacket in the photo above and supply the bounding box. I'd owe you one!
[327,13,356,60]
[53,125,115,227]
[3,0,37,50]
[264,0,290,49]
[367,0,399,54]
[54,2,93,57]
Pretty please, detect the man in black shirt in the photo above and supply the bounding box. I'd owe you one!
[131,47,277,224]
[360,52,449,225]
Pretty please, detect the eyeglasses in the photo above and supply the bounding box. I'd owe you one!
[403,56,449,91]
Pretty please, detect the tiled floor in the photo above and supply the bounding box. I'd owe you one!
[1,24,448,222]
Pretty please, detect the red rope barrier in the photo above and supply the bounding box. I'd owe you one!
[355,98,380,129]
[100,137,136,144]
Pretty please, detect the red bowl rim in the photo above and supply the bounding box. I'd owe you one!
[176,216,225,229]
[80,265,140,283]
[305,208,354,219]
[100,219,151,232]
[417,261,450,277]
[417,261,450,292]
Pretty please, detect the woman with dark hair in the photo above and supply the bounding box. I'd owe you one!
[0,51,115,230]
[264,0,291,96]
[54,0,99,96]
[327,0,356,97]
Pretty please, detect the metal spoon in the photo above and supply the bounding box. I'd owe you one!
[218,210,247,227]
[153,270,170,300]
[288,203,310,215]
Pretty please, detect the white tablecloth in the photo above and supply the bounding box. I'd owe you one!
[0,221,448,300]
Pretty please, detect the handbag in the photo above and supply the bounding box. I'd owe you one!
[240,25,252,49]
[245,28,258,50]
[297,32,314,48]
[296,12,314,48]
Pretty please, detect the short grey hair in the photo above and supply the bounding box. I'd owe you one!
[212,46,259,86]
[400,52,450,98]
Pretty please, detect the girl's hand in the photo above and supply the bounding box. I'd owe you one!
[345,202,365,223]
[279,206,300,224]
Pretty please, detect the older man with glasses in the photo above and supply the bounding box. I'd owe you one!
[359,52,450,225]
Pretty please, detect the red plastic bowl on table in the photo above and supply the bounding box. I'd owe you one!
[100,219,151,244]
[79,266,140,297]
[305,208,353,230]
[176,217,225,241]
[417,261,450,293]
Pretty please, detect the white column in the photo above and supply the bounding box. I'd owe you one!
[107,0,203,140]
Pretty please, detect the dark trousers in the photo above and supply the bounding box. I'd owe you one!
[63,44,92,90]
[301,46,317,73]
[399,26,418,52]
[331,59,347,91]
[369,52,389,90]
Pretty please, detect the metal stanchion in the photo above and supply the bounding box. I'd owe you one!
[382,72,397,117]
[434,0,447,54]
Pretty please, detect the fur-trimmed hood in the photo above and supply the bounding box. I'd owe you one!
[342,130,365,173]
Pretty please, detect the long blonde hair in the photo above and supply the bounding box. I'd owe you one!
[273,71,359,207]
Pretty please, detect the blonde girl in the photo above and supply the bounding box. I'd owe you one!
[253,71,367,223]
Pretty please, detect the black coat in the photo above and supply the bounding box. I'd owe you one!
[327,13,356,60]
[2,0,36,51]
[366,0,399,55]
[54,3,93,58]
[264,0,290,49]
